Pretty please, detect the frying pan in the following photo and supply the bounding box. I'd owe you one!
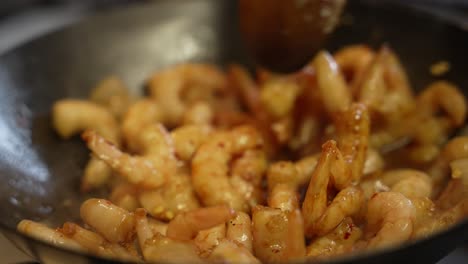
[0,0,467,263]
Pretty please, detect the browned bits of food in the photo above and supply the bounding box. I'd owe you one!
[19,45,468,263]
[430,61,451,76]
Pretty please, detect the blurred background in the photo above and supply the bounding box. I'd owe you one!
[0,0,467,263]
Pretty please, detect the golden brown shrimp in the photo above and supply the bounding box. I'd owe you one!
[166,205,235,241]
[83,124,177,189]
[60,222,139,261]
[251,175,305,263]
[109,182,140,212]
[182,101,214,125]
[380,169,433,199]
[148,63,227,126]
[135,209,203,263]
[334,103,370,186]
[226,212,253,253]
[81,158,113,192]
[267,183,299,212]
[209,239,261,264]
[80,199,135,243]
[364,192,416,249]
[252,206,306,263]
[356,49,386,114]
[313,51,352,115]
[194,224,226,258]
[121,99,165,152]
[17,220,85,252]
[437,157,468,210]
[230,148,268,208]
[192,125,264,211]
[170,124,213,162]
[52,99,120,143]
[260,78,301,119]
[138,172,200,221]
[89,76,133,119]
[334,44,375,92]
[429,136,468,196]
[359,169,432,202]
[267,155,320,191]
[52,99,120,192]
[306,217,363,258]
[416,81,466,127]
[302,141,364,237]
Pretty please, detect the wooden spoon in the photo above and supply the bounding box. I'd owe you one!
[239,0,347,72]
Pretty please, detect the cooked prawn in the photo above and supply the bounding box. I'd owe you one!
[313,51,352,115]
[192,125,264,211]
[226,212,253,252]
[80,199,135,243]
[364,192,415,249]
[302,141,364,237]
[148,63,227,126]
[135,208,203,263]
[83,124,177,188]
[306,217,363,258]
[138,172,200,221]
[166,205,235,241]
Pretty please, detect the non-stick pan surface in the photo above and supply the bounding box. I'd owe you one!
[0,0,467,263]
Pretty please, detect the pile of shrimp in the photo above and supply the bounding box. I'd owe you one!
[18,45,468,263]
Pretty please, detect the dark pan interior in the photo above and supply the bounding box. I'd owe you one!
[0,0,467,263]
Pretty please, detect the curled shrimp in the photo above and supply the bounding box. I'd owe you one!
[334,44,375,92]
[83,124,177,189]
[192,125,264,212]
[380,169,432,198]
[437,157,468,210]
[135,209,203,264]
[52,100,120,191]
[364,192,416,249]
[149,63,227,126]
[360,169,432,201]
[306,217,363,258]
[52,99,120,143]
[210,239,261,264]
[416,81,467,127]
[170,124,212,162]
[89,76,133,120]
[267,155,320,191]
[17,220,85,252]
[138,172,200,221]
[313,50,352,115]
[60,222,139,261]
[429,136,468,196]
[302,141,365,237]
[182,101,214,126]
[121,99,165,152]
[80,198,135,243]
[166,205,235,241]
